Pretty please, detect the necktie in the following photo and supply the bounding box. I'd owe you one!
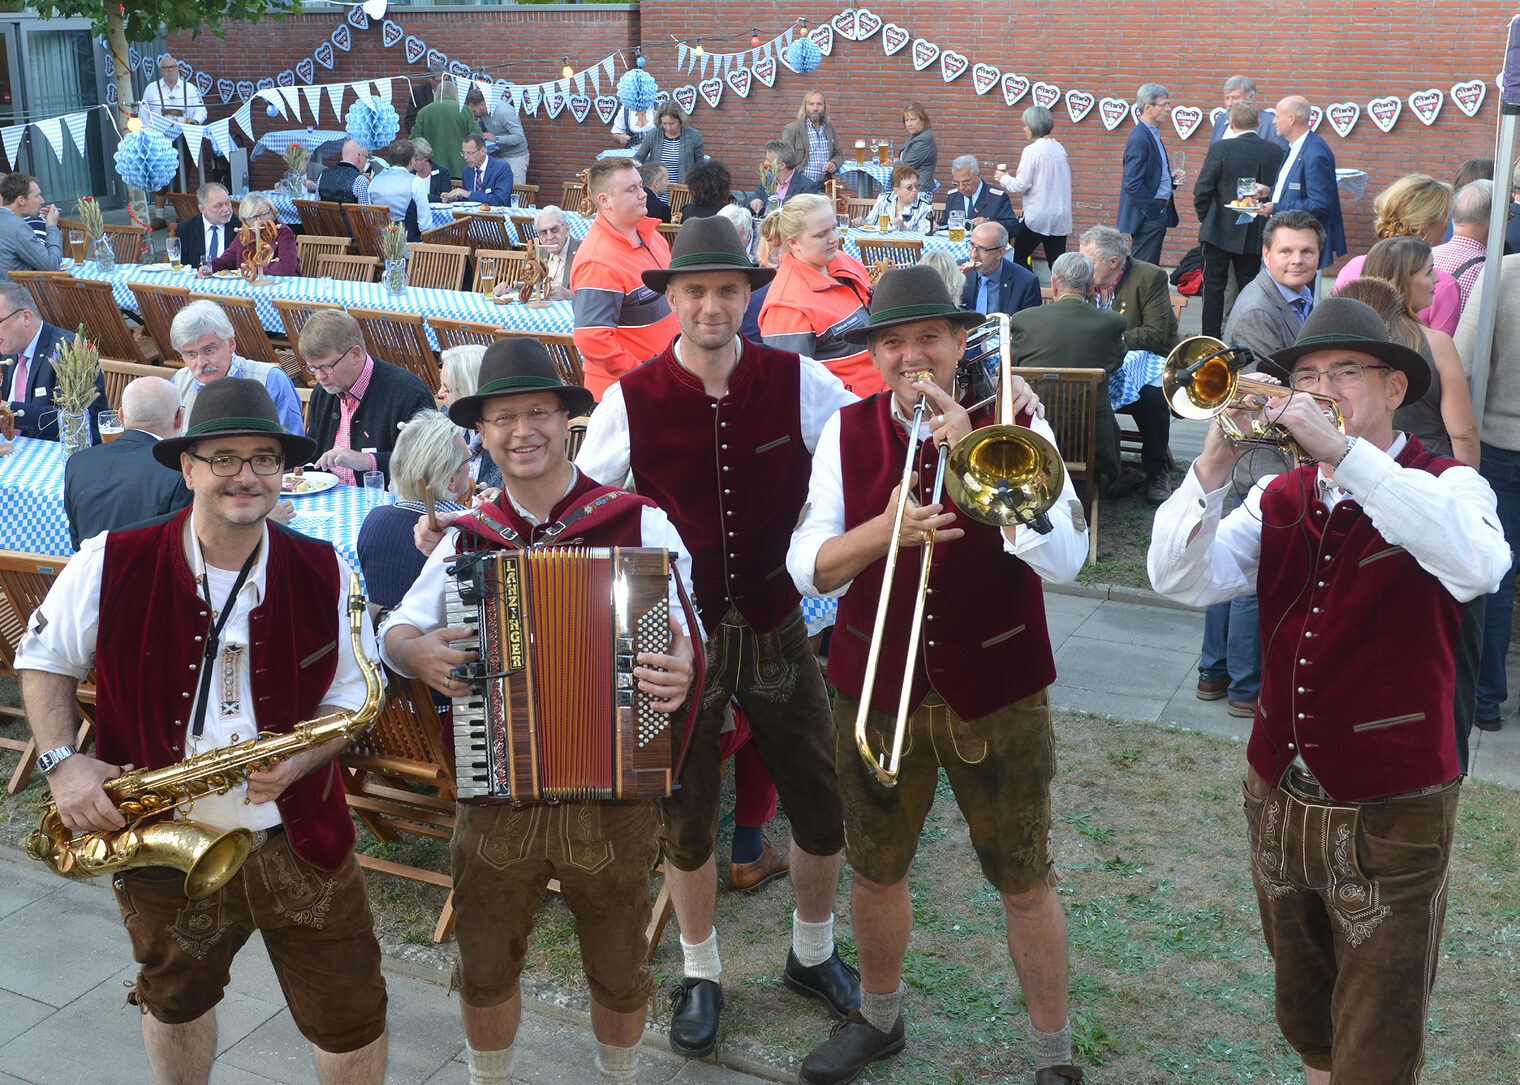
[979,276,995,316]
[209,224,220,260]
[1292,297,1311,326]
[10,354,28,402]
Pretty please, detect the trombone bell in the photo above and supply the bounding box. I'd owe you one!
[945,425,1065,531]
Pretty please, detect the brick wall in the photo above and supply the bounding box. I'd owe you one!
[172,2,1510,267]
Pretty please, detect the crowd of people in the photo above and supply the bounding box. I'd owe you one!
[1,61,1516,1085]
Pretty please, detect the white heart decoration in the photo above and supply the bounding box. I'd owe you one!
[882,23,910,56]
[448,61,470,82]
[855,9,883,38]
[218,78,235,103]
[809,25,834,56]
[940,51,968,83]
[404,36,425,65]
[831,10,857,40]
[1098,97,1129,130]
[655,90,670,106]
[277,69,295,87]
[971,62,1000,95]
[1367,94,1401,133]
[1065,90,1095,124]
[1001,72,1030,107]
[1451,78,1487,117]
[1209,106,1226,129]
[1031,81,1060,110]
[295,57,315,84]
[1325,101,1360,138]
[673,84,698,114]
[1130,103,1143,125]
[1171,106,1203,140]
[568,94,591,123]
[195,71,213,97]
[426,49,448,72]
[751,56,776,87]
[347,5,368,30]
[361,0,388,18]
[177,59,192,80]
[543,91,565,120]
[331,25,351,52]
[382,20,403,48]
[106,82,118,105]
[726,67,753,98]
[1408,88,1443,125]
[313,42,334,70]
[242,81,261,99]
[699,77,723,110]
[594,95,618,124]
[911,38,939,72]
[1308,105,1323,132]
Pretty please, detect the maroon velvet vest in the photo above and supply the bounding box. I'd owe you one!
[1251,437,1462,801]
[830,394,1057,719]
[97,509,349,870]
[621,338,812,634]
[452,469,653,552]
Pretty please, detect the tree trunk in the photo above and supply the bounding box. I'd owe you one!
[104,9,151,227]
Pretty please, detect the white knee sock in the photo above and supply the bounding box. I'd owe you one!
[596,1040,639,1085]
[791,909,836,967]
[680,928,722,981]
[466,1042,514,1085]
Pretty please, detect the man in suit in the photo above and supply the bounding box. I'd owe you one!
[174,182,239,271]
[640,162,673,223]
[938,155,1020,240]
[781,90,845,183]
[465,87,529,186]
[1009,252,1126,486]
[1208,75,1289,148]
[1194,103,1288,337]
[1251,96,1346,268]
[299,309,435,486]
[0,172,60,281]
[748,140,825,215]
[961,222,1040,316]
[536,204,579,299]
[444,133,513,207]
[63,376,191,549]
[1117,83,1183,266]
[0,282,100,442]
[1224,210,1323,360]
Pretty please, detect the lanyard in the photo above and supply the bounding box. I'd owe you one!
[190,544,260,739]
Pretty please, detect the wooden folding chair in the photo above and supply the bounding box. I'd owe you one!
[846,197,877,224]
[349,307,440,394]
[102,223,151,265]
[856,236,924,270]
[313,254,382,282]
[1020,367,1106,563]
[565,414,590,460]
[55,221,89,261]
[431,316,502,351]
[455,212,513,253]
[512,183,538,208]
[1170,295,1188,323]
[309,200,354,240]
[496,328,584,387]
[295,234,352,274]
[420,216,471,249]
[405,243,469,291]
[666,184,691,221]
[346,204,393,260]
[126,280,193,361]
[190,291,301,384]
[559,180,587,215]
[295,201,329,236]
[165,192,201,222]
[52,277,156,364]
[509,213,537,247]
[657,222,679,246]
[100,359,168,412]
[271,297,344,372]
[9,270,71,328]
[472,248,528,293]
[0,551,95,795]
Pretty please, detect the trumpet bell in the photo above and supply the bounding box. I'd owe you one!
[1162,336,1239,419]
[945,425,1066,527]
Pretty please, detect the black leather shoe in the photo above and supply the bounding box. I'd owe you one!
[799,1009,905,1084]
[1034,1065,1085,1084]
[784,947,861,1021]
[667,977,723,1057]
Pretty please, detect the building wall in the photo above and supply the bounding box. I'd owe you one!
[171,2,1508,265]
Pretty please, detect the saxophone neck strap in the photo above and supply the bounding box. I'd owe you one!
[189,542,261,739]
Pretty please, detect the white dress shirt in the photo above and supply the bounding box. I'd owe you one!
[997,137,1072,236]
[16,515,379,834]
[1271,132,1310,204]
[1147,434,1509,607]
[787,405,1088,598]
[203,216,226,261]
[142,77,207,127]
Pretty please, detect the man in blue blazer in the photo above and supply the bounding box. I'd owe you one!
[938,155,1020,240]
[961,222,1041,316]
[1251,96,1346,268]
[448,132,514,207]
[1116,83,1182,266]
[0,282,102,442]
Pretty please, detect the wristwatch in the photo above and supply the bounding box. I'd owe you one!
[36,745,78,776]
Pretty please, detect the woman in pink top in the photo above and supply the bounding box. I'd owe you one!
[1334,173,1459,334]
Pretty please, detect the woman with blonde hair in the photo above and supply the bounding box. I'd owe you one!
[758,193,881,395]
[199,192,299,276]
[917,248,966,300]
[438,343,501,491]
[1334,173,1460,334]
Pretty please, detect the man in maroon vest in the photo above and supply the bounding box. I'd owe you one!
[787,266,1090,1085]
[575,215,861,1058]
[380,339,698,1085]
[15,378,389,1085]
[1148,298,1509,1084]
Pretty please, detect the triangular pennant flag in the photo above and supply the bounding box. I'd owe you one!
[784,28,795,45]
[372,78,393,104]
[558,77,571,97]
[62,111,89,155]
[677,43,688,72]
[1,125,24,167]
[278,85,303,120]
[232,102,255,141]
[699,54,709,79]
[141,110,176,136]
[327,83,349,119]
[602,56,614,84]
[589,65,600,95]
[524,84,541,113]
[511,85,524,110]
[180,123,205,167]
[574,71,586,96]
[208,118,235,157]
[303,84,325,120]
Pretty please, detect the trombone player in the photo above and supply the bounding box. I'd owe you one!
[787,266,1088,1085]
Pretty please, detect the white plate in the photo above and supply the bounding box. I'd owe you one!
[59,258,74,269]
[281,470,339,496]
[138,262,176,272]
[212,269,243,279]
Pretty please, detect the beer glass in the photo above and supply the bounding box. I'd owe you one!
[478,257,497,295]
[947,210,966,243]
[68,229,84,259]
[98,410,123,442]
[855,140,866,165]
[878,210,891,231]
[165,237,182,271]
[876,140,889,165]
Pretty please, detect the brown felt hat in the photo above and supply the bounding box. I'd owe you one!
[1271,297,1431,406]
[640,215,776,292]
[447,337,594,426]
[843,265,986,345]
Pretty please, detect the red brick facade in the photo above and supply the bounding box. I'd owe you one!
[170,3,1510,265]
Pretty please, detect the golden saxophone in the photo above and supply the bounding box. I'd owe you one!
[25,574,383,899]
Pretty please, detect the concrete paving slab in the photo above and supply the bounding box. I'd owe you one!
[1070,597,1204,651]
[1052,638,1197,702]
[207,1065,288,1085]
[1051,685,1168,723]
[0,989,52,1048]
[0,964,151,1084]
[0,864,60,923]
[0,889,136,1006]
[1157,690,1255,740]
[1469,729,1520,788]
[1041,592,1103,646]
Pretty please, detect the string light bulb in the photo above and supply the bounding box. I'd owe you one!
[634,47,646,69]
[751,30,761,47]
[126,115,142,132]
[692,40,705,56]
[561,57,573,79]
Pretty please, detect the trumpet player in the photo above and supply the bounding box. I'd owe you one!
[1148,298,1508,1085]
[14,379,388,1085]
[787,265,1088,1085]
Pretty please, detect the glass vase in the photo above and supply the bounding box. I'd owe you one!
[384,259,406,296]
[284,170,305,197]
[91,236,114,272]
[58,409,90,456]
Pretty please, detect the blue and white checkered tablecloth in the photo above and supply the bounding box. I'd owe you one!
[252,129,349,160]
[1109,350,1166,410]
[838,161,895,188]
[840,227,967,264]
[800,596,838,636]
[596,148,638,160]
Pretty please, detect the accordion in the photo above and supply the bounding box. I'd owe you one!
[447,546,689,802]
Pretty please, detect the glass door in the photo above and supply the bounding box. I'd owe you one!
[20,26,114,209]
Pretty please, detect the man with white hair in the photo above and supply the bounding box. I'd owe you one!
[169,300,306,437]
[142,54,209,229]
[1208,75,1289,148]
[938,155,1021,239]
[489,209,577,302]
[1432,179,1492,313]
[63,376,192,549]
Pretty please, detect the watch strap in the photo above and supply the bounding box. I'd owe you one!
[37,744,78,775]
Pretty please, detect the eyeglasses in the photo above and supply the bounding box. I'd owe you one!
[189,452,284,476]
[305,346,356,377]
[480,406,565,429]
[967,242,1005,253]
[0,309,23,325]
[1290,363,1392,391]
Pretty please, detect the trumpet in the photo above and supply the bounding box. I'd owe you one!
[854,313,1064,786]
[1160,335,1344,465]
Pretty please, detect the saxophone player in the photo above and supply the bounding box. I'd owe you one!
[15,379,388,1085]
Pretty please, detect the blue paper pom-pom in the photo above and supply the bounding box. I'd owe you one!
[344,95,400,151]
[617,69,658,112]
[785,38,821,75]
[113,130,180,192]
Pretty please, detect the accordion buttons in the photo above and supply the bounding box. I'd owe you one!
[723,489,731,495]
[728,532,735,538]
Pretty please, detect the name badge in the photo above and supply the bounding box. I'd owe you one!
[1288,182,1302,192]
[33,386,45,396]
[362,446,378,454]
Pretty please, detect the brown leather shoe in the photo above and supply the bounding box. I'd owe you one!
[728,835,791,891]
[1227,699,1257,718]
[1196,677,1228,701]
[799,1009,905,1083]
[1034,1066,1085,1084]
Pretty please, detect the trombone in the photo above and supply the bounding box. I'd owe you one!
[854,313,1065,786]
[1161,336,1344,464]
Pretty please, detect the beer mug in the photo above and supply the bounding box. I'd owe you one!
[855,140,866,165]
[947,210,966,243]
[878,211,891,231]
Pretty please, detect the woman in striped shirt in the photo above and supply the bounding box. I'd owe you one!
[632,102,705,186]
